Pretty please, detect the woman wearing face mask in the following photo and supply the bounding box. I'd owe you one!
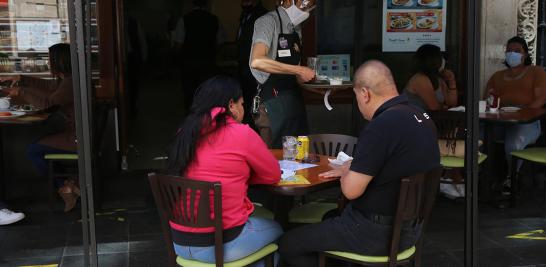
[403,44,458,110]
[249,0,316,148]
[484,36,546,174]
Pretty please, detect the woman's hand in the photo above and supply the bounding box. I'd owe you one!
[440,69,456,88]
[2,87,20,97]
[0,75,21,87]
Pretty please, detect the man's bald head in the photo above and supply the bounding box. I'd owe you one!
[354,60,397,96]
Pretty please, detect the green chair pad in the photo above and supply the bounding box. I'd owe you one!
[251,203,274,220]
[441,153,487,168]
[176,243,277,267]
[289,202,338,224]
[325,246,416,263]
[44,154,78,160]
[511,148,546,164]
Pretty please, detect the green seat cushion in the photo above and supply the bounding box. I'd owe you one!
[511,148,546,164]
[44,154,78,160]
[289,202,338,224]
[325,246,416,263]
[440,153,487,168]
[251,203,274,220]
[176,243,277,267]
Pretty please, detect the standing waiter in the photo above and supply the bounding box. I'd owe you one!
[250,0,316,148]
[238,0,268,127]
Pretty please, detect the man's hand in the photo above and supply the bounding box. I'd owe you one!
[296,66,315,83]
[2,87,20,97]
[319,161,351,179]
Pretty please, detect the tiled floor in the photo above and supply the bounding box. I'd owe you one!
[1,71,546,266]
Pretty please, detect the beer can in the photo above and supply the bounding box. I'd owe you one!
[296,136,309,160]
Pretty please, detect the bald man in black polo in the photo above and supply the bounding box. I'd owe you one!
[279,60,441,267]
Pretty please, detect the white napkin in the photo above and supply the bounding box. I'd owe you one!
[328,151,353,165]
[281,169,296,180]
[448,106,465,112]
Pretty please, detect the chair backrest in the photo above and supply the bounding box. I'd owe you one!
[309,134,358,157]
[428,111,466,141]
[388,166,443,267]
[148,173,223,267]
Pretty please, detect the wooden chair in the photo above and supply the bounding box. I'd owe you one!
[318,166,443,267]
[148,173,277,267]
[289,134,358,224]
[429,111,487,199]
[45,101,112,210]
[509,147,546,213]
[309,134,358,157]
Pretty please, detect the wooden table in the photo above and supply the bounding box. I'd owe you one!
[256,149,339,227]
[0,113,49,198]
[480,107,546,202]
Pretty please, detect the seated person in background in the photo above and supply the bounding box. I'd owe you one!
[278,60,440,267]
[404,44,458,110]
[166,75,283,265]
[485,36,546,162]
[0,43,78,212]
[0,201,24,225]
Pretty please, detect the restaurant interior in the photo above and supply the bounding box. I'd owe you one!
[0,0,545,266]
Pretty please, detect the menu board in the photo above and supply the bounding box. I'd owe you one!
[16,20,62,51]
[382,0,447,52]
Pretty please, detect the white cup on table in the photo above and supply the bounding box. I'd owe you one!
[479,101,486,113]
[0,97,10,110]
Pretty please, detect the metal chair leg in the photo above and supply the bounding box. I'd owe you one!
[510,156,518,207]
[48,160,56,209]
[264,253,274,267]
[318,252,326,267]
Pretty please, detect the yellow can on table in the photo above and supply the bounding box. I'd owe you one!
[296,136,309,160]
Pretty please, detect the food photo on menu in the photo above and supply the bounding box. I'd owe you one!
[415,11,442,31]
[388,0,443,9]
[388,12,415,31]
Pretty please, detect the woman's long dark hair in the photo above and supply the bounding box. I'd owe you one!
[504,36,533,68]
[411,44,443,90]
[48,43,72,76]
[167,75,243,175]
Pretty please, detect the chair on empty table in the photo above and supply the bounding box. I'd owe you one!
[509,147,546,213]
[429,111,487,199]
[148,173,278,267]
[288,134,358,224]
[319,166,443,267]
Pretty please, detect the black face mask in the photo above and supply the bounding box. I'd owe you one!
[241,5,254,13]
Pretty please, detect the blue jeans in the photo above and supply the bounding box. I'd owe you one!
[174,217,283,266]
[27,143,75,187]
[0,201,6,210]
[481,121,541,168]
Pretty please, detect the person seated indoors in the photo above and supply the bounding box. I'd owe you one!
[485,36,546,156]
[0,43,78,212]
[484,36,546,192]
[404,44,458,110]
[278,61,440,267]
[166,75,283,265]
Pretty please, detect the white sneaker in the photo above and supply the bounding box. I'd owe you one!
[0,208,25,225]
[440,184,465,199]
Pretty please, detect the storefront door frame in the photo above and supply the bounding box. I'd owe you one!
[67,0,98,266]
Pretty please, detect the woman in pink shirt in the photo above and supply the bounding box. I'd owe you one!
[167,75,282,265]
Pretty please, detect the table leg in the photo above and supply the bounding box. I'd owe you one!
[483,122,495,201]
[273,195,294,229]
[0,128,4,200]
